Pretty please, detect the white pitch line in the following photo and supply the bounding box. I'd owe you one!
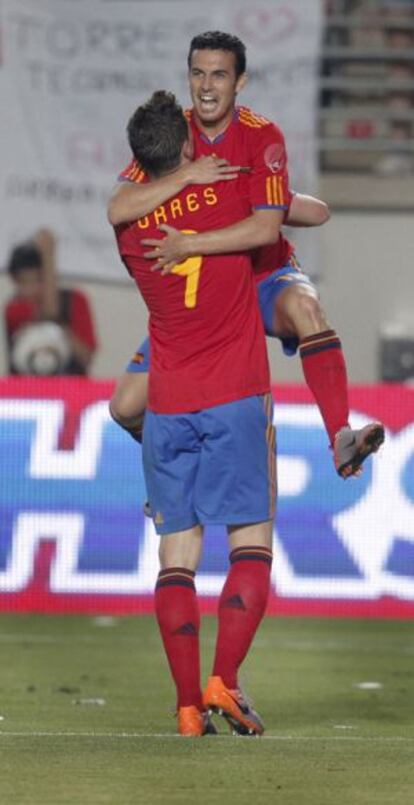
[0,633,413,654]
[0,732,413,742]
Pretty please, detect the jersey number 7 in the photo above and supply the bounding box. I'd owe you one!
[171,230,202,309]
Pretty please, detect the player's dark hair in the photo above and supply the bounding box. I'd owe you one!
[7,243,42,278]
[127,91,189,177]
[188,31,246,78]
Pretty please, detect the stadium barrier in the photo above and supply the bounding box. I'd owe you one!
[0,378,413,618]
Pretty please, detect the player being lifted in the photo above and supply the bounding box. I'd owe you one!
[114,90,276,736]
[108,30,384,477]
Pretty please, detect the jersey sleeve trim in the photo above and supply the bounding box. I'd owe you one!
[265,175,287,206]
[117,161,146,184]
[238,107,271,128]
[118,169,146,184]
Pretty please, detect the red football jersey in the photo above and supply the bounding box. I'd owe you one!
[119,106,295,284]
[115,176,270,414]
[188,107,294,283]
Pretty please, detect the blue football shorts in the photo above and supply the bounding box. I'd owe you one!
[125,256,316,372]
[142,393,277,536]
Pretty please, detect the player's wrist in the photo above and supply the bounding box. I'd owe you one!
[181,233,198,257]
[177,163,193,188]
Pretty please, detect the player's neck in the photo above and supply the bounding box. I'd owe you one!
[193,107,235,142]
[151,157,190,181]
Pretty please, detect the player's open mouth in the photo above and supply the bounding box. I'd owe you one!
[199,95,218,111]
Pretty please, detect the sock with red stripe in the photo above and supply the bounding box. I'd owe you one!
[299,329,349,445]
[155,568,203,710]
[212,546,273,690]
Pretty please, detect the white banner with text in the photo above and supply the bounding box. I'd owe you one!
[0,0,322,282]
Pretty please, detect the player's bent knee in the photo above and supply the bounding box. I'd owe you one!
[108,397,140,429]
[109,397,125,426]
[279,286,329,334]
[110,408,145,438]
[109,373,148,427]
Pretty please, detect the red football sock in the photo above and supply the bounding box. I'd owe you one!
[213,546,273,690]
[299,329,349,445]
[155,568,203,710]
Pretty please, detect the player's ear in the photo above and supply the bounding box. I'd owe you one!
[235,72,248,94]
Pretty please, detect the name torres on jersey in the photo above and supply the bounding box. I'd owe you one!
[136,187,218,230]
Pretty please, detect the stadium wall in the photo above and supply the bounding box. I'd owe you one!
[0,377,413,618]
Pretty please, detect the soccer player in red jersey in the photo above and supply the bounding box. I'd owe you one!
[108,31,384,478]
[114,91,275,737]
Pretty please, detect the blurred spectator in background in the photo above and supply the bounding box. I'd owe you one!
[4,229,97,375]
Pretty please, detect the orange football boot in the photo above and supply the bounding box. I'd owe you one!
[177,705,217,737]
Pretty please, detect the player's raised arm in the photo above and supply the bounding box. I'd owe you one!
[286,193,330,228]
[107,156,240,226]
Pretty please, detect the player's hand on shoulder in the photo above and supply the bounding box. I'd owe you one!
[141,224,193,275]
[183,155,241,185]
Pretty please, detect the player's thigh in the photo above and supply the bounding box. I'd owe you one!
[109,336,150,423]
[195,393,277,525]
[158,526,204,571]
[228,520,273,551]
[142,410,201,537]
[110,371,148,424]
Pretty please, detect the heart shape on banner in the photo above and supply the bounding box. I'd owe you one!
[233,6,297,48]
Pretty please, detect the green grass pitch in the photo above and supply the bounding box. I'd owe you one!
[0,614,413,804]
